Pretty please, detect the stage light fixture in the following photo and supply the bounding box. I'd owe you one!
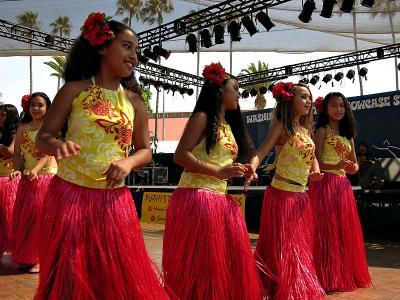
[346,69,355,80]
[256,11,275,31]
[376,48,384,59]
[214,24,225,44]
[298,0,316,23]
[179,87,186,95]
[199,29,213,48]
[162,82,171,91]
[341,0,355,13]
[241,16,258,36]
[259,86,268,95]
[359,67,368,79]
[397,63,400,71]
[310,75,320,85]
[299,78,309,84]
[285,66,293,76]
[320,0,336,18]
[186,33,198,53]
[187,88,194,96]
[44,34,54,44]
[334,72,344,81]
[268,84,275,92]
[322,74,332,84]
[250,88,258,97]
[241,90,250,99]
[153,45,171,59]
[361,0,374,8]
[228,20,241,42]
[143,48,159,61]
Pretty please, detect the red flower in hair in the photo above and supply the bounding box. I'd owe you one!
[272,82,295,102]
[81,12,114,47]
[202,63,229,86]
[315,96,324,113]
[21,94,31,112]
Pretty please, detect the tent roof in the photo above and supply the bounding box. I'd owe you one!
[1,0,400,57]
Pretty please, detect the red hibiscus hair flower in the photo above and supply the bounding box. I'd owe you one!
[21,94,31,112]
[315,96,324,113]
[272,82,295,102]
[202,63,229,86]
[81,12,114,47]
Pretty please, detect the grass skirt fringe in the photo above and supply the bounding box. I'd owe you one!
[0,176,20,253]
[12,174,53,264]
[162,188,262,300]
[34,176,168,300]
[308,172,371,291]
[255,186,325,300]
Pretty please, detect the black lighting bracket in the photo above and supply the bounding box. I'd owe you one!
[237,44,400,87]
[136,0,293,49]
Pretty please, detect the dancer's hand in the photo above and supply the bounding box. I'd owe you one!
[27,169,38,181]
[9,170,21,179]
[243,164,258,191]
[335,160,348,170]
[54,140,81,160]
[344,161,358,174]
[309,171,324,181]
[217,163,246,180]
[103,159,131,189]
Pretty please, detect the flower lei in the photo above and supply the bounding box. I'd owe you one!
[202,63,229,86]
[21,94,31,112]
[81,12,115,47]
[314,96,324,113]
[272,82,295,102]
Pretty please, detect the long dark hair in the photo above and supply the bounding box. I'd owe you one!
[63,20,142,95]
[21,92,52,124]
[0,104,20,147]
[191,77,254,162]
[272,83,314,136]
[316,92,356,139]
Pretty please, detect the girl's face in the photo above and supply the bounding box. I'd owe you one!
[221,79,240,111]
[29,96,47,120]
[0,109,7,127]
[326,96,346,122]
[101,29,138,78]
[293,85,312,117]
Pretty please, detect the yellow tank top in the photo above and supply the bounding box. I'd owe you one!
[57,78,134,189]
[320,125,352,176]
[20,127,57,175]
[273,128,315,192]
[178,122,238,194]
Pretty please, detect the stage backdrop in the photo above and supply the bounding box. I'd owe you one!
[243,90,400,159]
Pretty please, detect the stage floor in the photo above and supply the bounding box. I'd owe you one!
[1,223,399,300]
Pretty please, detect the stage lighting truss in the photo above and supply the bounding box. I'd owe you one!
[139,76,194,96]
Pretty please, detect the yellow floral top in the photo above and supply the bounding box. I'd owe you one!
[272,128,315,192]
[178,122,238,194]
[320,125,352,176]
[57,77,134,189]
[0,156,13,176]
[20,128,57,175]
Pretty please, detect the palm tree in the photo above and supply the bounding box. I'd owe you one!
[140,0,174,26]
[43,56,66,91]
[16,11,41,94]
[115,0,144,27]
[240,61,274,110]
[49,16,72,38]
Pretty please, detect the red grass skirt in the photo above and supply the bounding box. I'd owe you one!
[308,172,371,291]
[12,174,53,264]
[34,176,168,300]
[0,176,20,253]
[162,188,262,300]
[255,186,325,300]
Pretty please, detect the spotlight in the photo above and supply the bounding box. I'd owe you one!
[298,0,316,23]
[199,29,213,48]
[259,86,268,95]
[174,20,186,34]
[299,78,309,84]
[346,70,355,80]
[361,0,374,8]
[241,90,250,99]
[186,33,198,53]
[397,63,400,71]
[376,48,384,59]
[341,0,355,13]
[228,20,241,42]
[44,34,54,44]
[320,0,336,18]
[143,48,159,61]
[162,82,171,91]
[310,75,320,85]
[256,11,275,31]
[187,88,194,96]
[214,24,225,44]
[170,85,179,95]
[138,52,149,64]
[241,16,258,36]
[153,45,171,59]
[285,66,293,76]
[322,74,332,84]
[250,88,258,97]
[359,67,368,79]
[334,72,344,81]
[179,87,186,95]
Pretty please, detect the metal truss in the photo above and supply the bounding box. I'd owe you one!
[136,0,292,49]
[237,43,400,87]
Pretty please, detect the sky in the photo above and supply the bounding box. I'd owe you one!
[0,51,399,114]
